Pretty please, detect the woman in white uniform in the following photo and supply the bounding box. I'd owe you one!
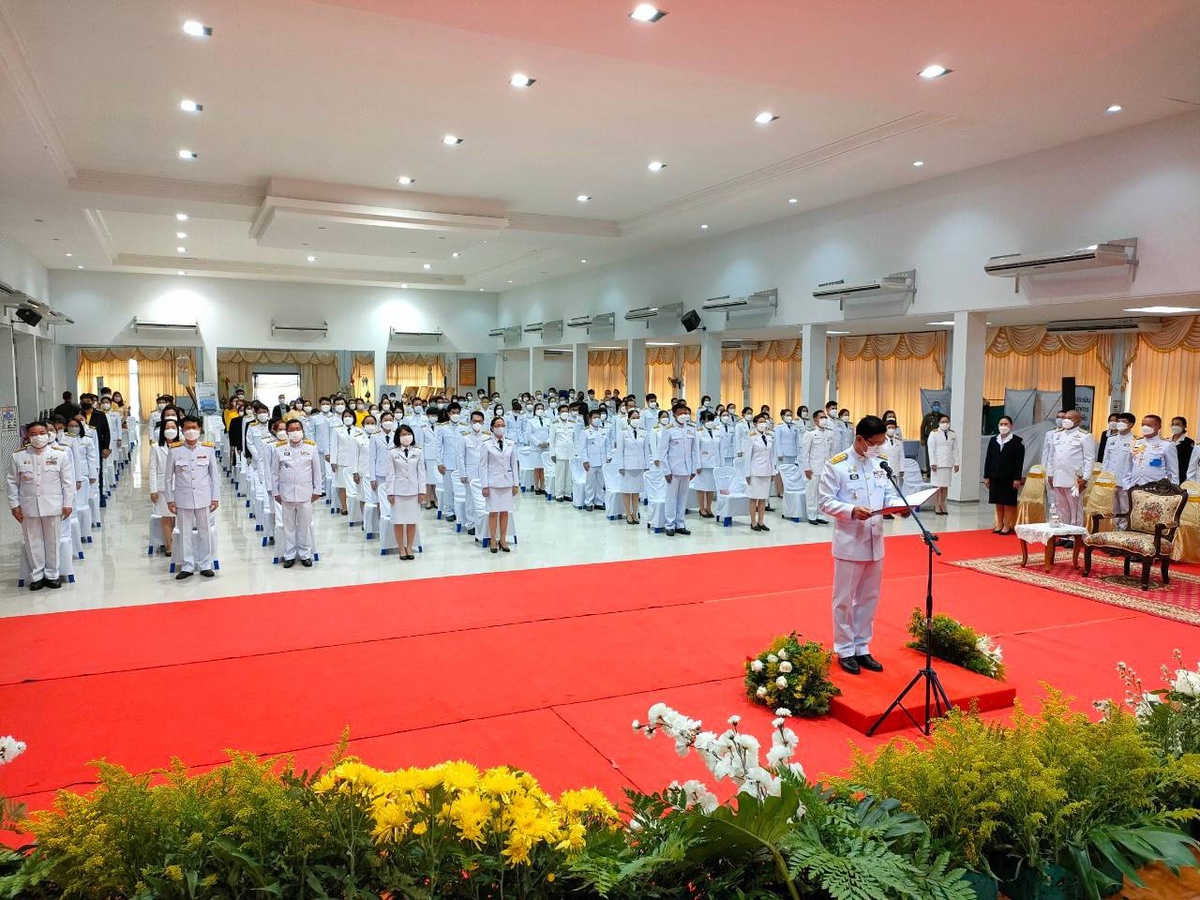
[616,410,651,524]
[693,411,721,519]
[331,409,362,515]
[926,413,960,515]
[358,414,380,521]
[149,419,177,555]
[526,403,552,496]
[881,410,905,441]
[480,416,518,553]
[745,413,775,531]
[385,423,424,560]
[420,409,442,510]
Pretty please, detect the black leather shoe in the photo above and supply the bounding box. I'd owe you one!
[467,527,476,536]
[759,524,770,532]
[838,656,861,676]
[300,558,313,567]
[176,570,193,580]
[665,528,675,536]
[751,524,761,532]
[200,569,215,578]
[29,579,45,591]
[446,514,457,522]
[855,654,884,672]
[282,559,295,568]
[816,518,829,525]
[44,577,62,589]
[676,527,691,536]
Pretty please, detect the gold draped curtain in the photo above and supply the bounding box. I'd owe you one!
[645,346,677,404]
[78,347,191,416]
[984,326,1114,422]
[1127,316,1200,424]
[387,353,445,393]
[349,351,375,400]
[721,349,743,407]
[587,350,627,395]
[836,332,946,436]
[681,346,701,409]
[748,340,802,414]
[215,349,340,401]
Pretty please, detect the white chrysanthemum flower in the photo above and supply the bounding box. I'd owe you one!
[777,649,789,660]
[632,719,640,730]
[1172,669,1200,698]
[766,744,792,768]
[775,675,788,689]
[775,708,791,717]
[727,714,741,726]
[767,654,779,664]
[0,736,25,765]
[756,685,768,698]
[779,661,793,674]
[750,659,764,673]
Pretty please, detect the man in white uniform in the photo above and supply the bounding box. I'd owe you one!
[549,404,577,502]
[7,421,74,590]
[655,403,699,536]
[1102,412,1136,514]
[1044,409,1096,526]
[457,410,490,534]
[578,409,609,510]
[1126,414,1179,487]
[272,420,323,568]
[802,410,836,525]
[818,416,907,675]
[165,415,221,579]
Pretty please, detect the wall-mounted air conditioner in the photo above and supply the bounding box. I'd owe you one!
[701,290,778,313]
[389,328,442,342]
[542,319,563,342]
[566,313,616,332]
[271,320,328,338]
[624,302,682,322]
[721,340,761,351]
[134,317,198,333]
[984,239,1137,287]
[489,326,521,339]
[813,272,915,302]
[524,322,544,334]
[1045,317,1159,335]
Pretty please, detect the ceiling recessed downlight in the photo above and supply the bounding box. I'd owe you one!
[442,134,463,146]
[788,197,798,204]
[398,175,416,185]
[926,320,956,326]
[918,64,951,79]
[401,283,409,289]
[307,255,317,262]
[580,259,588,263]
[630,4,667,22]
[178,149,197,160]
[1124,306,1200,315]
[912,160,924,167]
[647,160,666,172]
[76,265,84,269]
[64,252,73,257]
[178,270,186,276]
[177,246,187,253]
[754,111,779,125]
[700,224,708,230]
[182,20,212,37]
[176,212,189,221]
[452,252,460,258]
[180,99,203,113]
[1106,104,1123,114]
[509,73,536,88]
[577,194,592,202]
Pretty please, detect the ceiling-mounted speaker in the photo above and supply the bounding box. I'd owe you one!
[15,308,42,327]
[680,309,702,332]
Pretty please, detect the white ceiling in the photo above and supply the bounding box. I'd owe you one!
[1,0,1198,291]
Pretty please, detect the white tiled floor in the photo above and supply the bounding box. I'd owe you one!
[0,442,996,618]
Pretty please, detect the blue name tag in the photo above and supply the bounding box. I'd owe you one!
[1150,458,1163,467]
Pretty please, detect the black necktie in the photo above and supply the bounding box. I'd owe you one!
[763,435,767,446]
[404,448,409,458]
[498,439,503,451]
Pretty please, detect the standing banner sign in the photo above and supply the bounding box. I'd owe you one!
[195,381,219,415]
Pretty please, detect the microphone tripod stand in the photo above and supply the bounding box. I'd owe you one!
[866,461,952,737]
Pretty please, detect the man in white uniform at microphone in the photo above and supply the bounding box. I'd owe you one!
[819,415,908,676]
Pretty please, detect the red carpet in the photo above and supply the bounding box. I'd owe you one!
[3,529,1197,831]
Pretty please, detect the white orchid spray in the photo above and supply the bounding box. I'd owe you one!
[0,736,25,766]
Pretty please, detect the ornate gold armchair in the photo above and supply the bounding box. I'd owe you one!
[1082,478,1187,590]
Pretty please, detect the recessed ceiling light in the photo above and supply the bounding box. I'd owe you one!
[182,20,212,37]
[423,263,432,269]
[397,175,416,185]
[580,259,588,263]
[700,224,708,230]
[480,288,485,291]
[645,342,679,346]
[1125,305,1200,314]
[577,194,592,202]
[401,283,409,289]
[180,99,203,113]
[442,134,463,146]
[630,4,667,22]
[912,160,924,167]
[788,197,798,204]
[76,265,84,269]
[176,212,189,221]
[176,232,188,239]
[64,252,73,257]
[178,149,197,160]
[918,64,951,79]
[647,160,666,172]
[1106,104,1123,114]
[926,320,956,326]
[307,255,317,262]
[178,270,186,275]
[508,280,514,284]
[452,252,460,258]
[176,247,189,254]
[826,330,850,335]
[509,73,536,88]
[754,112,779,125]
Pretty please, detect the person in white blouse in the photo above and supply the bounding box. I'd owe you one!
[480,417,519,553]
[744,413,776,532]
[386,424,425,561]
[330,409,362,516]
[526,403,552,496]
[616,410,652,524]
[149,418,178,556]
[926,413,961,515]
[693,411,721,519]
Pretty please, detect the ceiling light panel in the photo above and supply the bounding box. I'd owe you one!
[630,4,667,22]
[918,64,951,79]
[509,73,536,88]
[442,134,463,145]
[754,112,779,124]
[180,99,202,113]
[182,20,212,37]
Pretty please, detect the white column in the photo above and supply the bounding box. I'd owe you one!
[529,347,544,395]
[374,347,387,397]
[949,310,986,503]
[572,341,589,391]
[628,338,646,399]
[801,324,828,414]
[699,329,721,408]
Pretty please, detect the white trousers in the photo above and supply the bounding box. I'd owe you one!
[177,506,213,572]
[832,557,884,658]
[583,467,604,506]
[23,514,61,581]
[553,459,571,499]
[442,468,458,517]
[460,477,476,529]
[1050,485,1083,526]
[664,474,689,529]
[281,500,314,561]
[806,475,822,522]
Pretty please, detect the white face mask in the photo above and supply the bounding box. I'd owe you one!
[1141,425,1156,437]
[303,405,313,414]
[101,402,111,411]
[256,412,269,422]
[413,406,424,416]
[1062,419,1077,430]
[1172,425,1184,435]
[649,402,658,409]
[399,434,414,446]
[494,426,506,437]
[68,426,81,437]
[157,402,167,411]
[800,411,809,420]
[755,422,768,433]
[450,413,461,423]
[286,430,302,443]
[320,404,331,413]
[382,420,397,432]
[535,408,544,417]
[939,422,950,431]
[1116,422,1129,433]
[183,428,200,441]
[1055,418,1065,428]
[783,415,793,423]
[364,424,378,434]
[676,414,689,424]
[886,427,896,436]
[840,414,850,423]
[334,404,346,414]
[719,415,730,424]
[274,430,286,441]
[428,416,438,426]
[163,426,179,440]
[471,421,483,432]
[743,414,753,422]
[559,412,569,421]
[659,418,668,427]
[998,424,1011,436]
[815,418,826,430]
[29,433,50,449]
[629,418,640,426]
[863,443,882,459]
[343,417,356,426]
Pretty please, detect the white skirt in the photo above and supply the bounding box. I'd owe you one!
[748,474,772,500]
[486,485,515,513]
[151,491,171,516]
[391,494,421,525]
[620,469,645,494]
[930,467,953,487]
[334,466,357,490]
[425,458,441,485]
[691,468,716,492]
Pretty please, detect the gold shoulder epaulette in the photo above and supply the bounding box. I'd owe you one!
[169,441,183,448]
[304,439,315,445]
[275,440,287,447]
[201,441,215,447]
[829,451,847,464]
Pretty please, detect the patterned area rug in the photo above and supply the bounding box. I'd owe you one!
[949,554,1200,626]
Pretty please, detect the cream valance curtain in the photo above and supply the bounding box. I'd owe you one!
[645,347,677,404]
[1127,317,1200,425]
[215,349,339,401]
[836,332,946,436]
[588,350,627,394]
[984,326,1113,419]
[77,347,194,415]
[387,353,445,392]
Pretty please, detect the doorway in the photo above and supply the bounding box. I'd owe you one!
[253,372,301,409]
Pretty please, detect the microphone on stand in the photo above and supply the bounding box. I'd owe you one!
[879,460,893,476]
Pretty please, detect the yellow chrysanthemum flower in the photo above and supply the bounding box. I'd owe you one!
[480,766,523,798]
[371,801,411,845]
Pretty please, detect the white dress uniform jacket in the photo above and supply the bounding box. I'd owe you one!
[479,437,519,491]
[926,428,962,488]
[1126,435,1179,487]
[1102,432,1135,485]
[8,443,74,516]
[164,439,220,574]
[655,422,699,530]
[385,445,424,499]
[744,431,776,477]
[272,438,322,562]
[774,421,801,462]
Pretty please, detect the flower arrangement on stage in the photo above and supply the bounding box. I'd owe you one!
[1103,651,1200,765]
[744,632,841,717]
[905,609,1006,680]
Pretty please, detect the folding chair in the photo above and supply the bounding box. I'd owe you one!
[16,538,75,587]
[642,467,667,533]
[602,460,623,519]
[452,475,469,531]
[569,457,588,509]
[168,512,221,573]
[713,465,751,527]
[778,464,807,523]
[541,451,556,502]
[517,447,535,492]
[470,479,517,549]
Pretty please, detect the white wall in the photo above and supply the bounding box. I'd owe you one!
[0,238,49,301]
[497,112,1200,335]
[48,270,499,393]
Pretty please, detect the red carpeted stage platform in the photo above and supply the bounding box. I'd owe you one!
[2,529,1197,832]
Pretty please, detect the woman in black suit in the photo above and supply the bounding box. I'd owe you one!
[984,415,1025,534]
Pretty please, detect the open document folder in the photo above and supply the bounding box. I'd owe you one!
[873,486,938,516]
